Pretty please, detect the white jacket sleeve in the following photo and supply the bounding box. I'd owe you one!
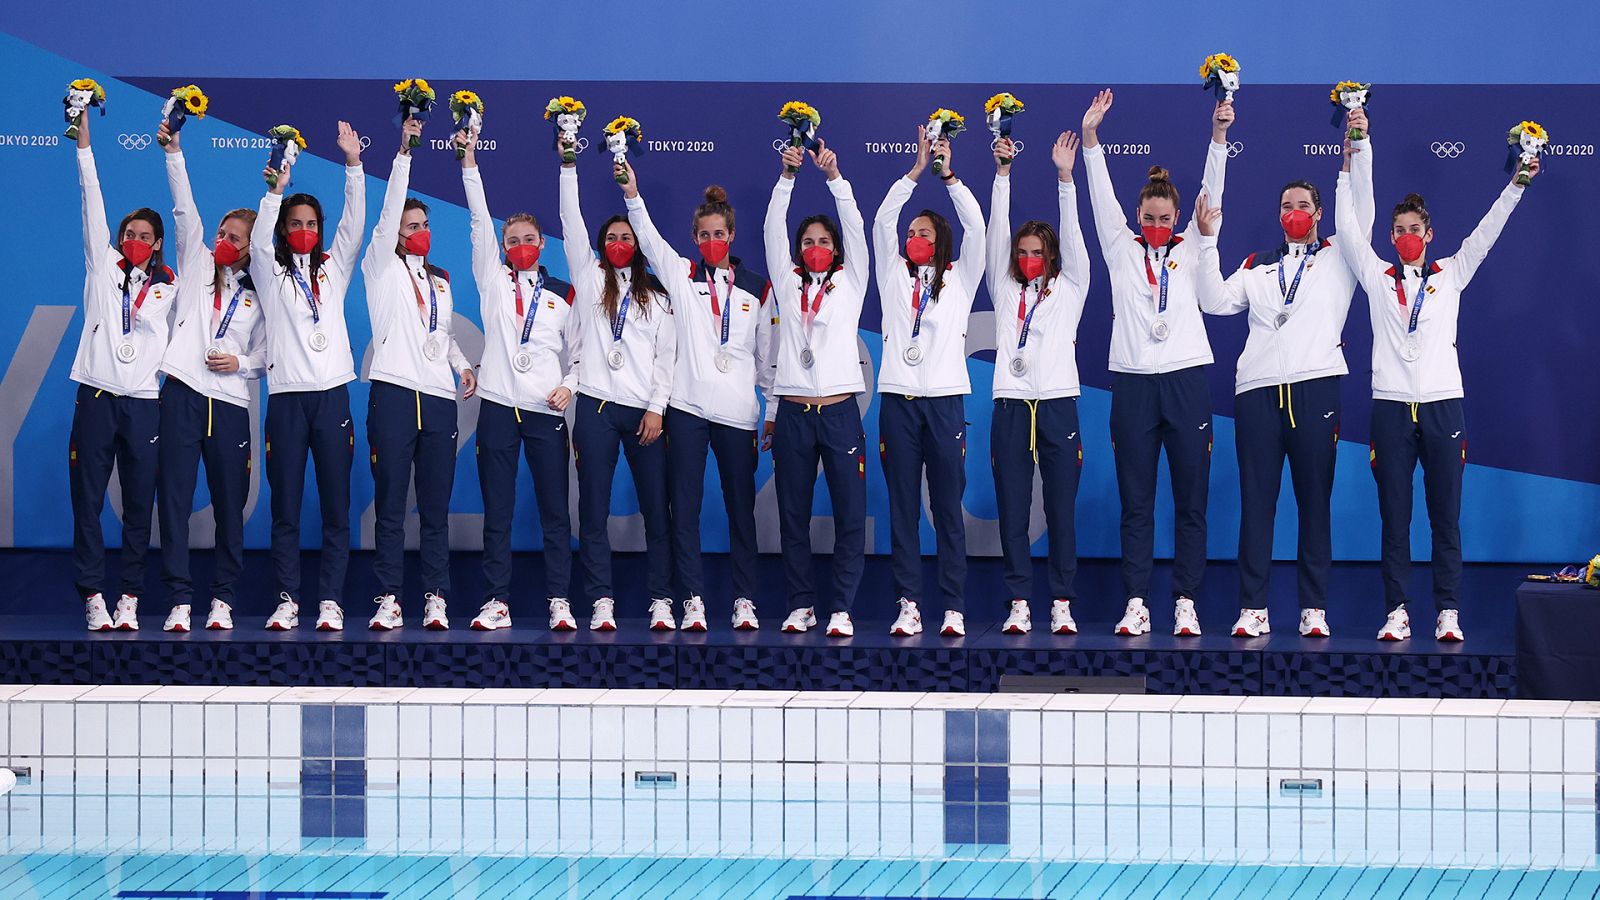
[165,151,207,273]
[986,173,1014,302]
[1182,140,1229,242]
[559,166,599,290]
[235,315,269,379]
[325,163,367,280]
[873,176,915,294]
[77,147,110,277]
[1082,146,1134,261]
[833,176,871,299]
[461,164,501,293]
[448,336,471,375]
[1195,236,1249,315]
[754,279,777,421]
[1058,180,1091,301]
[248,190,281,297]
[560,297,582,393]
[1333,165,1388,298]
[648,305,675,415]
[364,153,410,280]
[947,178,987,308]
[1448,182,1525,290]
[764,176,795,285]
[624,191,692,295]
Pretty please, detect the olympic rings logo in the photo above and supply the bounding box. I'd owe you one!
[1225,140,1244,158]
[1431,141,1466,158]
[359,135,371,150]
[571,137,590,154]
[989,136,1026,155]
[118,133,152,151]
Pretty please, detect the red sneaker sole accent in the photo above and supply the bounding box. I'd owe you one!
[1304,628,1329,637]
[550,622,576,632]
[314,623,340,632]
[734,622,758,631]
[684,623,708,633]
[1002,625,1026,635]
[168,625,189,633]
[368,624,395,631]
[206,623,230,631]
[781,625,804,633]
[1052,627,1077,635]
[593,622,616,632]
[1377,632,1406,641]
[1176,628,1199,636]
[826,629,850,637]
[650,623,675,632]
[424,622,449,631]
[940,628,962,637]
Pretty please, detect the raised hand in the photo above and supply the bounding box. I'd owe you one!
[454,128,476,166]
[779,144,805,178]
[1052,131,1080,183]
[1212,100,1235,142]
[993,136,1016,172]
[808,139,840,180]
[157,120,179,153]
[399,118,422,156]
[265,163,291,195]
[1347,107,1369,139]
[617,158,639,198]
[933,137,954,179]
[559,132,578,168]
[1081,89,1114,139]
[1195,192,1221,237]
[336,120,363,165]
[908,125,931,181]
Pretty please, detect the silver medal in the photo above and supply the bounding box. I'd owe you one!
[903,344,923,366]
[799,346,815,369]
[1401,336,1422,362]
[423,336,442,361]
[1009,356,1028,377]
[513,350,534,373]
[205,345,223,359]
[116,342,137,364]
[1150,318,1170,342]
[308,331,329,352]
[607,348,626,370]
[1275,312,1289,328]
[714,350,732,373]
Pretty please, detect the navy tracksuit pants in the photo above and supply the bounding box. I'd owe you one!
[879,393,968,612]
[572,393,672,604]
[368,380,458,598]
[1370,398,1465,612]
[477,399,572,603]
[157,378,251,607]
[771,398,866,615]
[69,383,159,599]
[265,385,353,604]
[1235,376,1340,611]
[1110,367,1212,601]
[665,407,759,602]
[991,397,1082,603]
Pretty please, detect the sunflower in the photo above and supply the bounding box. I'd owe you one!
[1518,121,1548,141]
[778,101,820,125]
[1200,53,1239,78]
[393,79,413,94]
[270,125,307,150]
[1330,80,1370,103]
[414,78,433,95]
[451,89,483,112]
[984,92,1023,115]
[605,116,641,135]
[176,85,208,117]
[930,108,965,126]
[544,96,586,120]
[70,78,106,102]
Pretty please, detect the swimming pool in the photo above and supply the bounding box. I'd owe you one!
[0,687,1595,897]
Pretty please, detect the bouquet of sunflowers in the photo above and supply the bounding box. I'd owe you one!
[449,89,484,160]
[545,96,587,164]
[63,78,106,140]
[926,108,966,175]
[984,92,1025,165]
[778,101,822,174]
[604,116,644,184]
[1200,53,1241,103]
[393,78,436,147]
[1330,82,1371,140]
[159,84,208,146]
[1507,121,1549,186]
[265,125,306,189]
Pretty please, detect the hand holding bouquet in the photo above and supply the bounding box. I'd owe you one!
[1330,81,1371,140]
[63,78,106,140]
[393,78,436,148]
[1507,121,1548,187]
[984,92,1025,166]
[926,108,967,175]
[1200,53,1241,103]
[778,101,821,174]
[604,116,644,184]
[159,84,208,147]
[449,90,484,160]
[265,125,306,189]
[545,96,588,164]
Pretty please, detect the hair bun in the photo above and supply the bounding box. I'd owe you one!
[1401,192,1427,208]
[1146,166,1171,183]
[704,184,728,204]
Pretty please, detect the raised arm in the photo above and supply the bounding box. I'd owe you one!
[1079,90,1135,259]
[458,134,502,292]
[1183,103,1234,242]
[325,121,368,277]
[161,126,206,271]
[1333,138,1388,294]
[558,165,598,285]
[365,122,416,276]
[76,129,110,275]
[830,171,870,295]
[1057,149,1092,298]
[946,176,987,301]
[621,169,692,288]
[1450,177,1528,289]
[986,164,1014,300]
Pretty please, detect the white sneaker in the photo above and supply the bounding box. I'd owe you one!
[265,594,299,631]
[890,598,923,636]
[940,610,966,637]
[590,597,617,632]
[1232,608,1270,638]
[423,593,449,630]
[732,597,759,630]
[649,597,677,631]
[368,594,403,631]
[1377,605,1411,641]
[826,611,854,637]
[467,599,509,630]
[1173,597,1202,637]
[1435,609,1465,642]
[549,598,577,631]
[1299,608,1332,638]
[163,604,191,633]
[112,594,140,631]
[1114,598,1151,636]
[206,599,234,631]
[1002,600,1032,635]
[781,607,816,633]
[84,593,113,632]
[1050,599,1078,635]
[315,600,343,632]
[681,596,708,633]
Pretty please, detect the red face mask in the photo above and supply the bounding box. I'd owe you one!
[801,245,835,273]
[506,243,541,271]
[603,240,636,268]
[1017,255,1045,281]
[403,230,431,257]
[121,238,153,267]
[286,228,318,254]
[1140,225,1173,248]
[213,240,241,267]
[905,236,936,266]
[698,239,730,265]
[1394,233,1426,263]
[1281,209,1315,241]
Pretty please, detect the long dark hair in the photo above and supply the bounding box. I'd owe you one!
[1008,219,1061,284]
[115,208,165,289]
[597,214,656,321]
[907,208,954,303]
[792,213,843,276]
[274,192,325,284]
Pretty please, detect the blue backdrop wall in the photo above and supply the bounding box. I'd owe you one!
[2,2,1597,562]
